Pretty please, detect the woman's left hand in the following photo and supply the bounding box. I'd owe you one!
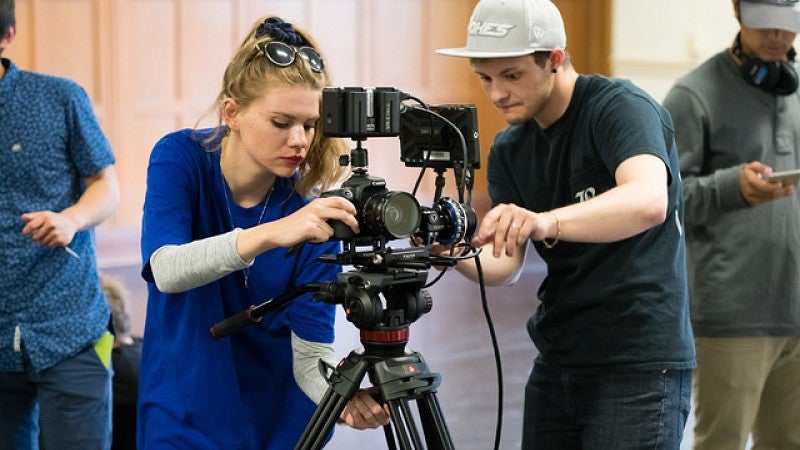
[339,388,391,430]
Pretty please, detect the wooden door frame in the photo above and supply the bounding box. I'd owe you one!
[553,0,613,74]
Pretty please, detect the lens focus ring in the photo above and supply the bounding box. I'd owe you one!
[362,191,421,239]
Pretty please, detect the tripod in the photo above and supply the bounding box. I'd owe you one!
[295,328,453,450]
[295,263,455,450]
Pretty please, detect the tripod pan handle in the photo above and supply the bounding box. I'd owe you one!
[210,306,260,340]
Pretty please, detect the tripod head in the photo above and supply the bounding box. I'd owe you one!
[210,245,456,342]
[319,265,431,346]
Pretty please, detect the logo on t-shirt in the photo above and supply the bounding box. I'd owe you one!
[575,187,596,203]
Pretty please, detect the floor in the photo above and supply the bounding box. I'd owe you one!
[98,234,718,449]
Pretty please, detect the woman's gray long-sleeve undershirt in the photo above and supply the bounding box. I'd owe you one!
[148,228,335,404]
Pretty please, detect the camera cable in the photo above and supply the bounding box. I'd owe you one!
[474,253,503,450]
[425,246,503,450]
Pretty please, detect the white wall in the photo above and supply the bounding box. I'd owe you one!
[611,0,740,101]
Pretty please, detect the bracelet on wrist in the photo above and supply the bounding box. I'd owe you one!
[542,211,561,249]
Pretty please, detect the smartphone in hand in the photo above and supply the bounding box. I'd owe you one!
[764,169,800,184]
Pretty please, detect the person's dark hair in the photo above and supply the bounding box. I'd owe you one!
[0,0,15,39]
[733,0,742,21]
[470,50,571,70]
[532,51,572,69]
[532,51,552,68]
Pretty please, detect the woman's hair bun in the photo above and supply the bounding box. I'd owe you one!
[255,17,307,46]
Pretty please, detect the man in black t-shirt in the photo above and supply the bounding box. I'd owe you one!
[435,0,695,448]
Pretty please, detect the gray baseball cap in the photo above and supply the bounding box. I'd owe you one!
[436,0,566,58]
[740,0,800,33]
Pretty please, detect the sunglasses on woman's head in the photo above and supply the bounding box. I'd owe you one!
[258,41,324,73]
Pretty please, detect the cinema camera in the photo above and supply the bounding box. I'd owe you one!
[320,86,479,258]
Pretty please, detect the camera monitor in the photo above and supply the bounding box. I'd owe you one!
[399,104,480,170]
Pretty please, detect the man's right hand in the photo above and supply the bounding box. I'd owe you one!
[740,161,796,207]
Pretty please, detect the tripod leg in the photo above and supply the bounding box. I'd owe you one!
[294,352,371,450]
[295,388,350,450]
[384,398,425,450]
[368,349,455,449]
[382,394,455,450]
[415,391,455,450]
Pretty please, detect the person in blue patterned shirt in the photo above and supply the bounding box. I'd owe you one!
[0,1,121,449]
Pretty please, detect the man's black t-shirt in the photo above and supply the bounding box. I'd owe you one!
[487,75,695,372]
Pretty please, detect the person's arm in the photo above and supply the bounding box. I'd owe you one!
[149,230,252,293]
[738,161,796,206]
[291,332,337,405]
[663,84,750,227]
[233,195,359,262]
[64,165,121,230]
[663,85,794,225]
[149,196,359,292]
[452,153,668,285]
[291,333,390,430]
[21,165,120,247]
[450,241,528,286]
[529,153,668,244]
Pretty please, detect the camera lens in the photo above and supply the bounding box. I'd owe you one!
[362,191,421,239]
[434,198,477,244]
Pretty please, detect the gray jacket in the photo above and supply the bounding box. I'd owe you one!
[663,50,800,337]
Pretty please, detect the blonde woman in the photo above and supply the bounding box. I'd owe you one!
[138,16,389,449]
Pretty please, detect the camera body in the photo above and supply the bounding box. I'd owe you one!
[320,172,421,243]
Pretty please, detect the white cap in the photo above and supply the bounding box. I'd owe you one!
[436,0,566,59]
[740,0,800,33]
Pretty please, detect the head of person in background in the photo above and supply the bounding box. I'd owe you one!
[732,0,800,95]
[100,271,142,450]
[0,0,14,57]
[100,272,136,346]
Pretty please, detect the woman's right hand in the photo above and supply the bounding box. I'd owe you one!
[237,196,360,261]
[281,196,360,245]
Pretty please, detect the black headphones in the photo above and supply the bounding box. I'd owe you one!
[732,33,799,95]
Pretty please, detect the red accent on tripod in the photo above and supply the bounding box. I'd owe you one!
[360,328,409,343]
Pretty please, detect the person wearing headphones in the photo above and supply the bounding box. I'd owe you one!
[435,0,695,448]
[663,1,800,448]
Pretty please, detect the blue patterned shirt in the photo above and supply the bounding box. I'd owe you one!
[0,58,115,371]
